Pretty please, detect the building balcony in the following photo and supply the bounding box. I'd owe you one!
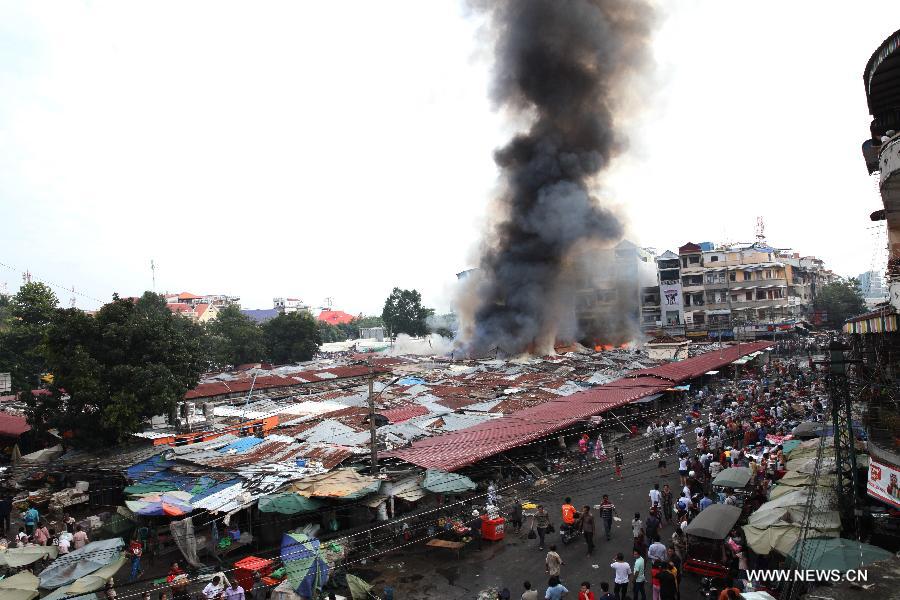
[682,283,705,292]
[729,278,788,290]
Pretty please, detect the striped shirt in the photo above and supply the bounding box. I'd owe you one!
[598,500,615,519]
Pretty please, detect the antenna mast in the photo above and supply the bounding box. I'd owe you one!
[755,216,766,244]
[151,260,157,292]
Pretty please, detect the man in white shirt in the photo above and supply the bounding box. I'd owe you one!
[611,552,632,600]
[203,576,224,600]
[648,484,662,509]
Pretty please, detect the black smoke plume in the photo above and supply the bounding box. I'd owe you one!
[460,0,654,356]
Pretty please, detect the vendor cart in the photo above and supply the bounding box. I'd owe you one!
[683,504,742,579]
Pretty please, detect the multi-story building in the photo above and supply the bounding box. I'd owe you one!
[273,297,310,314]
[164,292,240,308]
[574,240,658,344]
[857,270,889,308]
[848,28,900,516]
[640,241,834,341]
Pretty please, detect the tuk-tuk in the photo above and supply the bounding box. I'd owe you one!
[711,467,753,509]
[683,504,742,578]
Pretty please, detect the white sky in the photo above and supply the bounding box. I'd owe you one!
[2,1,899,314]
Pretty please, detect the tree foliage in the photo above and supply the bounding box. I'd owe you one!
[0,283,58,392]
[381,288,433,338]
[815,279,867,327]
[204,304,265,368]
[318,321,346,343]
[263,312,321,363]
[31,292,206,446]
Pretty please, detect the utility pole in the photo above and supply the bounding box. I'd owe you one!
[827,340,861,533]
[367,366,378,475]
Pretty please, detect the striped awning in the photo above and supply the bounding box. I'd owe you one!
[843,311,897,334]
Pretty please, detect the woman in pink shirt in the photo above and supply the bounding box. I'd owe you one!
[73,524,89,549]
[33,521,50,545]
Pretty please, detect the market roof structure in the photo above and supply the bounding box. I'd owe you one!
[386,342,771,471]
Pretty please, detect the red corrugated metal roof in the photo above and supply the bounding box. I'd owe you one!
[0,413,31,437]
[386,342,771,471]
[185,365,383,400]
[379,404,430,423]
[317,310,356,325]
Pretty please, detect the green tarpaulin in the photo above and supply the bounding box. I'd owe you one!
[422,469,476,494]
[258,493,324,515]
[712,467,752,489]
[124,482,179,496]
[347,574,374,600]
[788,537,892,571]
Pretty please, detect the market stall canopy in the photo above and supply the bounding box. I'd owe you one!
[744,518,840,556]
[41,555,128,597]
[125,491,193,516]
[755,488,833,513]
[712,467,752,489]
[0,544,58,568]
[19,445,64,463]
[788,537,893,571]
[748,506,840,531]
[792,421,826,439]
[39,538,125,589]
[0,570,40,600]
[785,456,836,475]
[422,469,476,494]
[281,532,329,599]
[42,591,99,600]
[258,493,324,515]
[780,440,802,455]
[291,469,380,499]
[683,504,742,540]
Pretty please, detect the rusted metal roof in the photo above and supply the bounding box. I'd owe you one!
[379,404,431,423]
[386,342,771,471]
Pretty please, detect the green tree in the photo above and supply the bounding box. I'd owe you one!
[318,321,347,343]
[204,304,265,368]
[263,312,321,363]
[0,283,58,393]
[381,288,433,338]
[31,292,206,446]
[815,279,867,327]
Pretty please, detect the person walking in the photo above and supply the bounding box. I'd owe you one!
[72,524,89,549]
[578,505,595,556]
[535,504,551,551]
[610,552,631,600]
[23,504,39,536]
[0,494,11,533]
[657,562,677,600]
[545,576,568,600]
[660,485,673,524]
[598,495,618,541]
[645,510,660,543]
[128,538,143,582]
[632,549,646,600]
[510,498,523,534]
[579,581,596,600]
[545,545,564,581]
[521,581,538,600]
[614,447,625,479]
[648,484,662,511]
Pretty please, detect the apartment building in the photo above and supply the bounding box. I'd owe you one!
[639,241,833,340]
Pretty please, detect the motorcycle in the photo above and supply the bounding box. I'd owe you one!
[699,577,718,600]
[559,515,581,545]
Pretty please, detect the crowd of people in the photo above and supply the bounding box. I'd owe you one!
[485,352,828,600]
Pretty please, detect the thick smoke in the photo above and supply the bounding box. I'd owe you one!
[459,0,655,356]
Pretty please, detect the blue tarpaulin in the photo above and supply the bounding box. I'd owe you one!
[217,437,265,453]
[397,377,426,386]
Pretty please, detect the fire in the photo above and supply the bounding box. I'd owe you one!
[594,342,630,352]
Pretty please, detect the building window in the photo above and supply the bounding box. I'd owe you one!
[729,272,736,282]
[710,256,719,262]
[745,292,753,301]
[665,311,681,325]
[694,313,706,325]
[689,256,700,264]
[731,294,738,302]
[682,257,688,268]
[756,290,766,300]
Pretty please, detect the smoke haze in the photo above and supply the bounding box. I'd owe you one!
[458,0,656,356]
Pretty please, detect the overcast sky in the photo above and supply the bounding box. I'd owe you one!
[2,1,899,314]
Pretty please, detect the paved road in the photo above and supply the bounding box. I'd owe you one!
[370,418,704,599]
